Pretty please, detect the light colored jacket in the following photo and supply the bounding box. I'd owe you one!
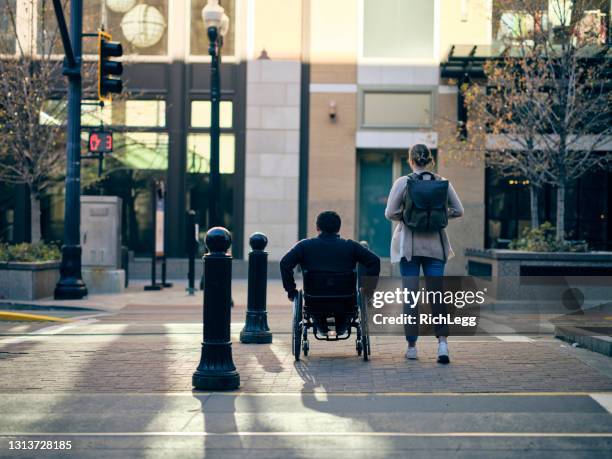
[384,169,464,263]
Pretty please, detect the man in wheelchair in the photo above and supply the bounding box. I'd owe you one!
[280,211,380,337]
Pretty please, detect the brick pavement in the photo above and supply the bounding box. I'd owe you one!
[2,281,611,394]
[1,328,610,393]
[2,286,611,459]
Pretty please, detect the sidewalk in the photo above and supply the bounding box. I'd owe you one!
[0,281,611,394]
[1,283,611,458]
[0,278,278,314]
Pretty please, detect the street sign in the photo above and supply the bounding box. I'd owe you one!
[88,131,113,153]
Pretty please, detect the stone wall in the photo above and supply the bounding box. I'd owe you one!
[0,262,60,300]
[244,59,301,260]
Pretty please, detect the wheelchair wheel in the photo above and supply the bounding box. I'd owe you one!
[358,289,370,361]
[362,334,369,361]
[292,291,303,361]
[356,323,363,356]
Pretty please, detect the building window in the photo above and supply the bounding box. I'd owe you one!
[190,100,233,128]
[0,182,15,242]
[187,97,236,232]
[186,133,235,231]
[124,100,166,127]
[0,0,16,54]
[363,0,434,60]
[38,0,169,56]
[485,170,532,248]
[82,101,113,126]
[187,134,235,174]
[82,131,169,255]
[61,98,171,256]
[112,132,169,170]
[190,0,236,57]
[39,99,112,126]
[492,1,611,47]
[485,168,611,250]
[39,99,166,128]
[361,91,433,128]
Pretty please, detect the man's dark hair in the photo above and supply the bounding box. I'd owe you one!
[316,211,341,234]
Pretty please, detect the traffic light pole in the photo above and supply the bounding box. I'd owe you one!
[208,26,221,228]
[54,0,87,299]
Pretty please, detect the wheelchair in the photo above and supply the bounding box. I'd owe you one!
[292,270,370,361]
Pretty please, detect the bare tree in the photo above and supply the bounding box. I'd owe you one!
[0,0,101,242]
[444,0,611,240]
[521,0,611,240]
[0,0,67,242]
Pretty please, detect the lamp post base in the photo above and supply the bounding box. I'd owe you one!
[54,245,88,300]
[240,312,272,344]
[192,370,240,391]
[193,341,240,391]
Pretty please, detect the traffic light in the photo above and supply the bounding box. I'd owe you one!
[97,30,123,102]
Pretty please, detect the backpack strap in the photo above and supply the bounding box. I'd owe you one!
[439,230,446,261]
[416,171,436,180]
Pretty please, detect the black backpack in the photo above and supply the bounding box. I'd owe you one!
[401,172,449,232]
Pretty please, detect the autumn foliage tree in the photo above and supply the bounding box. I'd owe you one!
[444,0,611,241]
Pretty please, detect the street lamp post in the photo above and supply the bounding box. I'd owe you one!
[202,0,229,228]
[54,0,87,300]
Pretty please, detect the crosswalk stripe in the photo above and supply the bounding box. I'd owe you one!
[496,335,535,342]
[590,394,612,413]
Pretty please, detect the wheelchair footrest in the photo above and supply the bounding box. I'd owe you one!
[312,329,352,341]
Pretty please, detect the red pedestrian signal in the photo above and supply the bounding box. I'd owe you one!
[88,131,113,153]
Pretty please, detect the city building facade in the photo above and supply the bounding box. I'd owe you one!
[1,0,610,276]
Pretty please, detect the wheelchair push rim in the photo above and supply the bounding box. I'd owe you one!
[292,291,303,361]
[358,288,370,361]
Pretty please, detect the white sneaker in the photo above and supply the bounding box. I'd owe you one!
[405,346,418,360]
[437,341,450,364]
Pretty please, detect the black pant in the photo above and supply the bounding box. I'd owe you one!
[313,314,351,334]
[400,257,449,343]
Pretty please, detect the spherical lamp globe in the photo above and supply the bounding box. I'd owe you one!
[105,0,136,14]
[120,4,166,48]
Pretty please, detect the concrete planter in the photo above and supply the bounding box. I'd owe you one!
[465,249,612,303]
[0,261,60,300]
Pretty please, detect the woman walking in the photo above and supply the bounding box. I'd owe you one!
[384,144,464,363]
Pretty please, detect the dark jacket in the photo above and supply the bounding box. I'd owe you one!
[280,233,381,295]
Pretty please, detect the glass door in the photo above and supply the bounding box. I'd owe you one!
[358,151,392,256]
[358,149,438,257]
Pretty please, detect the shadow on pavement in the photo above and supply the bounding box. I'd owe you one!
[19,324,171,458]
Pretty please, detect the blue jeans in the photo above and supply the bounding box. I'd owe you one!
[400,256,447,345]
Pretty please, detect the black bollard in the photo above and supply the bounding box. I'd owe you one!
[161,256,173,288]
[186,210,197,295]
[240,233,272,344]
[144,181,162,291]
[121,245,129,288]
[192,227,240,390]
